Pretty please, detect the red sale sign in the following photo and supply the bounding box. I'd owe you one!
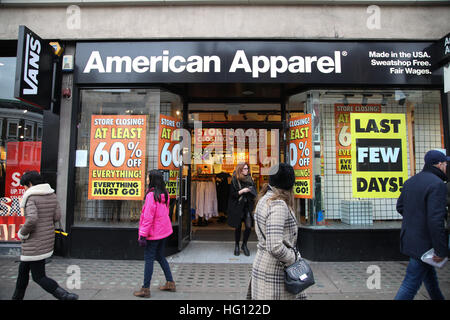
[5,141,42,198]
[0,141,41,241]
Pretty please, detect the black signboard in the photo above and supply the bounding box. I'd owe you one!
[428,32,450,70]
[75,41,441,85]
[14,26,53,109]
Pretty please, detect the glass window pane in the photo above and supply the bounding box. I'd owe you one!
[73,88,182,227]
[288,89,443,230]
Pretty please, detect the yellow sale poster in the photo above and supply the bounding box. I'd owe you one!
[350,113,408,198]
[88,115,147,200]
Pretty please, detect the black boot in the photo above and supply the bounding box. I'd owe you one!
[11,289,25,300]
[52,286,79,300]
[241,243,250,256]
[234,243,240,256]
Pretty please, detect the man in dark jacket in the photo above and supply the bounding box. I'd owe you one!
[394,150,449,300]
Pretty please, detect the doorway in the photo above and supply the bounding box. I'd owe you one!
[186,103,283,241]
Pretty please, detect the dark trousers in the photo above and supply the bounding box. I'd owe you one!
[235,216,251,245]
[143,238,173,288]
[13,259,59,299]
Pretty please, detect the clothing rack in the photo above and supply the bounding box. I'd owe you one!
[191,176,218,221]
[192,173,216,182]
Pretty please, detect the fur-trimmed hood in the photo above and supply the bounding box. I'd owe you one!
[20,183,55,208]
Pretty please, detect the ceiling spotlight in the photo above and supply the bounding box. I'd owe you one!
[361,94,371,106]
[362,96,368,106]
[342,95,350,106]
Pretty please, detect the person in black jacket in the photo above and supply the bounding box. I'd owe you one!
[394,150,449,300]
[227,163,256,256]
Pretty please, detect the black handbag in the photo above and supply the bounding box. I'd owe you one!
[54,221,69,257]
[282,241,315,294]
[256,219,315,294]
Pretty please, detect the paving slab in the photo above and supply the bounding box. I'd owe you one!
[1,241,449,301]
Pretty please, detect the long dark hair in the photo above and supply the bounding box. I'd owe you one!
[254,183,294,214]
[146,169,169,206]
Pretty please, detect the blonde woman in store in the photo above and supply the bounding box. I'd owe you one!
[250,163,306,300]
[227,162,257,256]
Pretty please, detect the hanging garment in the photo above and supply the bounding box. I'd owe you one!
[216,172,231,214]
[192,181,218,220]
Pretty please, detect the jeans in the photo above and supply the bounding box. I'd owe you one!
[394,257,445,300]
[13,259,59,299]
[143,237,173,288]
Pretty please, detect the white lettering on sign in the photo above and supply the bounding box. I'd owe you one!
[83,50,221,74]
[229,50,342,78]
[23,34,41,95]
[83,50,343,79]
[357,147,400,163]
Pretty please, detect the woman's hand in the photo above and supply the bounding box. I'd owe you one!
[138,236,147,247]
[239,187,251,195]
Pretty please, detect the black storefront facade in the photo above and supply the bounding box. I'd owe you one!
[62,39,449,261]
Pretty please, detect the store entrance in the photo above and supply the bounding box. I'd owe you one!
[187,105,283,241]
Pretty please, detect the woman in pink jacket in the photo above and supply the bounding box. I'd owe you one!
[133,170,175,298]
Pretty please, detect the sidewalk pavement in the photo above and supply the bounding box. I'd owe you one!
[0,241,449,300]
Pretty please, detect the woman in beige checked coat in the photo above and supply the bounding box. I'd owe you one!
[250,163,306,300]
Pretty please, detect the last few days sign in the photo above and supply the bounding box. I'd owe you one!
[351,113,408,198]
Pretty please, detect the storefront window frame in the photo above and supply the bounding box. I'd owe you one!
[71,87,183,228]
[288,88,445,230]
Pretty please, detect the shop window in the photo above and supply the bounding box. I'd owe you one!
[6,119,19,140]
[73,88,182,227]
[37,124,43,140]
[287,89,444,230]
[24,121,34,141]
[0,56,45,241]
[0,110,43,242]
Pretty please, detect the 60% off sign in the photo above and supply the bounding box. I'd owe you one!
[93,141,143,168]
[289,115,313,199]
[290,140,310,167]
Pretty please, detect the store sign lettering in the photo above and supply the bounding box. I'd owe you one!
[14,26,53,109]
[445,37,450,55]
[83,50,343,78]
[23,34,41,95]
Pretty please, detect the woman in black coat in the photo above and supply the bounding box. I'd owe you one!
[227,163,256,256]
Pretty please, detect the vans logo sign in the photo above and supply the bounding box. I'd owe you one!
[23,33,41,95]
[14,26,53,109]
